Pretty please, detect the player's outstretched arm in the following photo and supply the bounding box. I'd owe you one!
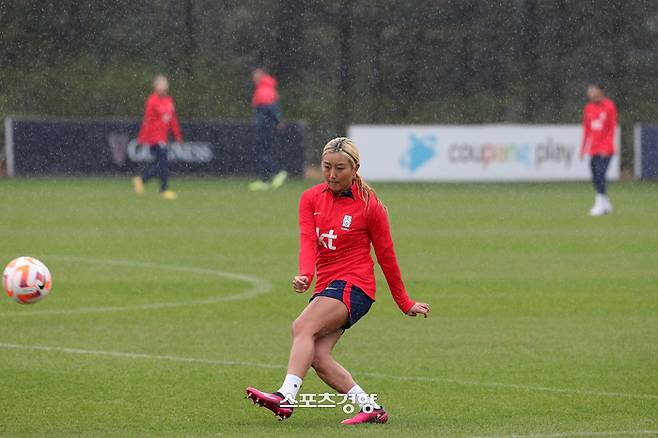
[367,196,428,316]
[296,190,317,292]
[580,108,590,160]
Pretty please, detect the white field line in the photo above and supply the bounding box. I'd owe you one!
[0,343,285,369]
[471,431,658,438]
[1,342,657,402]
[357,371,658,401]
[2,256,271,316]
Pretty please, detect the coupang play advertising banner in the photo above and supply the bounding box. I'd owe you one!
[348,125,620,182]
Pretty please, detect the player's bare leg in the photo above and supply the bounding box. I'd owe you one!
[311,329,388,425]
[246,297,347,420]
[286,297,348,378]
[311,329,353,393]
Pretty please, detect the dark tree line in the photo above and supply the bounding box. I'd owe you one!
[1,0,657,167]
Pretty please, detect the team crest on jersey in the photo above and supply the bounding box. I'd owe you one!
[591,111,607,131]
[341,214,352,231]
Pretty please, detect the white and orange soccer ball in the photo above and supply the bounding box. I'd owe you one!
[3,257,52,304]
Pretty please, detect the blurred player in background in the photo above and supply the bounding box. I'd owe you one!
[132,74,182,200]
[580,82,617,216]
[246,137,430,425]
[248,67,288,191]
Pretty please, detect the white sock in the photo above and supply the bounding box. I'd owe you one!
[347,384,381,411]
[277,374,303,401]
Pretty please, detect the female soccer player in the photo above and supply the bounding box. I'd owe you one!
[246,137,430,425]
[132,74,182,200]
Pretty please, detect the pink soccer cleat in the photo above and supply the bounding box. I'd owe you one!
[341,407,389,425]
[245,387,294,421]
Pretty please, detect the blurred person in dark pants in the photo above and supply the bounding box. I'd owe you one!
[249,68,288,191]
[132,74,182,200]
[580,82,617,216]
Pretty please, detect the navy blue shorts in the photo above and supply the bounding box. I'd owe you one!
[309,280,374,330]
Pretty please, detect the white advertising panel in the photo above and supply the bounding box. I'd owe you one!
[348,124,620,182]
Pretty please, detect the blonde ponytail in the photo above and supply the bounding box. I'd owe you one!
[353,173,375,207]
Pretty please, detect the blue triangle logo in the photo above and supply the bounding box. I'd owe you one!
[400,134,437,173]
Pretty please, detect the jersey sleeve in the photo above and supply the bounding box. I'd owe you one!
[367,196,416,314]
[137,98,154,145]
[607,102,618,153]
[298,189,317,288]
[580,106,590,156]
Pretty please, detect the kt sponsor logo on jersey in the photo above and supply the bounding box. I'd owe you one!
[316,228,337,250]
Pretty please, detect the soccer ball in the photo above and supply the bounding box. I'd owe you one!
[3,257,52,304]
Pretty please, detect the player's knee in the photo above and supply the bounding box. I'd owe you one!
[291,317,302,337]
[291,316,316,339]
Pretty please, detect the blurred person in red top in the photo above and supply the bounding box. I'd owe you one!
[246,137,430,425]
[580,82,617,216]
[248,68,288,191]
[132,75,183,200]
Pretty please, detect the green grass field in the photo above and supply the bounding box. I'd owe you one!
[1,178,657,437]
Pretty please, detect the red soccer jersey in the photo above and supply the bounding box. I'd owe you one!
[298,182,416,314]
[581,97,617,157]
[137,92,183,145]
[252,74,279,107]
